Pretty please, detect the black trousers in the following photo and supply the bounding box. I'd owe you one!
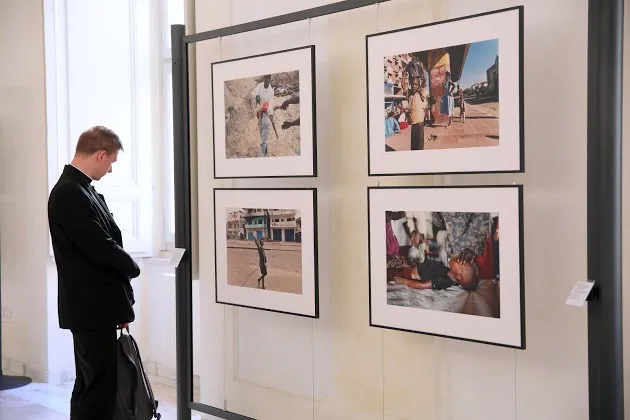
[70,328,118,420]
[410,123,425,150]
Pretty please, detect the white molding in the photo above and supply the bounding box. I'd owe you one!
[44,0,70,256]
[2,356,74,385]
[44,0,71,190]
[156,0,169,251]
[158,0,179,251]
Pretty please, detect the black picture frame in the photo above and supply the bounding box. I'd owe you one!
[367,184,525,349]
[365,6,524,176]
[211,45,318,179]
[213,187,319,318]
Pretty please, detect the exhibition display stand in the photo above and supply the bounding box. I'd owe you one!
[169,0,624,419]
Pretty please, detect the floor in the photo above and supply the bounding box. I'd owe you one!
[0,378,200,419]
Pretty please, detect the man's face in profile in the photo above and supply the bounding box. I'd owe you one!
[92,150,118,181]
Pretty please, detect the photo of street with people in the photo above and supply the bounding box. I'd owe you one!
[385,211,500,318]
[224,71,302,159]
[383,38,499,152]
[225,208,303,294]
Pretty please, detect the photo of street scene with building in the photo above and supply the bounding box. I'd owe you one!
[383,38,499,152]
[225,208,303,294]
[224,71,301,159]
[385,211,500,318]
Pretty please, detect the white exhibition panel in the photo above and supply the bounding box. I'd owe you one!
[191,1,592,419]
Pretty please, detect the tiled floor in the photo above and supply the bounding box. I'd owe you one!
[0,379,197,419]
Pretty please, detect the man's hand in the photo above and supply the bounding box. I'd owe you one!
[118,323,129,330]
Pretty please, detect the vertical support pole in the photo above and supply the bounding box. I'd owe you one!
[171,24,193,420]
[587,0,624,419]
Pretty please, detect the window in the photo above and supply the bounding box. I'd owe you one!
[45,0,155,256]
[44,0,184,257]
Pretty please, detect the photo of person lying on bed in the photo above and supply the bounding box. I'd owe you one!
[385,210,501,318]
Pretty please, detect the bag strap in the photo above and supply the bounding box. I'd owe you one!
[118,329,139,417]
[128,333,161,419]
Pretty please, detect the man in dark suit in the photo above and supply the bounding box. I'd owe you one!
[48,126,141,420]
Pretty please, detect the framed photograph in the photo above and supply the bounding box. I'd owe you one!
[368,185,524,349]
[211,45,317,179]
[214,188,319,318]
[366,6,524,175]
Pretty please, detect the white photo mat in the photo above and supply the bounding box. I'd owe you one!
[211,46,316,178]
[368,186,524,348]
[214,188,318,318]
[367,7,522,175]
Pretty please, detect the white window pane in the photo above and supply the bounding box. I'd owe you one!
[163,0,185,52]
[57,0,154,254]
[168,0,185,25]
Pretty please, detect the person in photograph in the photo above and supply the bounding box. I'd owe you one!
[407,76,428,150]
[458,85,466,123]
[281,118,300,130]
[402,216,427,265]
[384,110,401,138]
[278,93,301,129]
[280,92,299,110]
[386,211,410,271]
[405,256,480,292]
[253,237,268,289]
[433,212,491,263]
[440,71,456,127]
[430,211,491,291]
[403,53,428,88]
[251,74,279,157]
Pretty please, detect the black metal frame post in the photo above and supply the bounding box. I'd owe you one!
[587,0,624,419]
[171,24,193,420]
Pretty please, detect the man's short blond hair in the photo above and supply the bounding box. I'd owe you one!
[75,126,124,156]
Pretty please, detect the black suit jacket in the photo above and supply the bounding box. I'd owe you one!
[48,165,141,331]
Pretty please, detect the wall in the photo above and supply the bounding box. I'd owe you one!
[0,0,52,381]
[191,0,593,419]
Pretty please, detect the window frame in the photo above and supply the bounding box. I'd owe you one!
[44,0,172,258]
[159,0,185,252]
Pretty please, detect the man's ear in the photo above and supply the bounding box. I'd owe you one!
[95,150,107,161]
